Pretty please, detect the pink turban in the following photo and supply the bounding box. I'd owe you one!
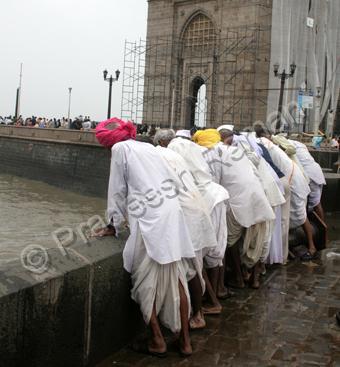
[95,117,136,148]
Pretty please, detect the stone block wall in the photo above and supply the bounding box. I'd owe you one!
[0,132,110,198]
[144,0,273,129]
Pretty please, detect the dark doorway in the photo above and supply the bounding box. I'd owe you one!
[186,77,205,128]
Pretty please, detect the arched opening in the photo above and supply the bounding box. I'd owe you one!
[182,13,216,51]
[181,13,216,127]
[186,77,205,128]
[195,84,207,127]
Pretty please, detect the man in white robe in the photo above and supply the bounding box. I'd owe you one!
[154,128,218,329]
[289,139,326,221]
[168,132,230,313]
[193,128,275,289]
[256,130,317,260]
[230,132,286,266]
[94,118,195,356]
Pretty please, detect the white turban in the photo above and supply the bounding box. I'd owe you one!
[176,130,191,139]
[217,124,234,132]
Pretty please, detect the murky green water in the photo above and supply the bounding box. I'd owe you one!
[0,174,106,265]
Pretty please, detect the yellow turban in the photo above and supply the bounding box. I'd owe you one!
[193,129,221,148]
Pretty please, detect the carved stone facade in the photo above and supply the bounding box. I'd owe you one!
[143,0,273,129]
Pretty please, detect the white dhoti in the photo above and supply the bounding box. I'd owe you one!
[241,221,268,268]
[226,208,244,248]
[289,192,307,229]
[280,177,291,262]
[130,229,191,333]
[266,205,284,264]
[308,180,323,211]
[204,201,228,268]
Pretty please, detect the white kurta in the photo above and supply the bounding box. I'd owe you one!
[209,144,275,228]
[168,138,229,267]
[232,136,285,208]
[168,138,229,212]
[155,146,217,287]
[257,137,310,228]
[155,146,217,253]
[107,140,196,332]
[289,139,326,209]
[107,140,196,273]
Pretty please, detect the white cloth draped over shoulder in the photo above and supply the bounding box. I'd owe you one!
[257,137,310,228]
[232,135,285,208]
[155,146,218,253]
[289,140,326,185]
[168,138,229,268]
[208,144,275,228]
[168,138,229,212]
[257,137,310,200]
[107,139,196,273]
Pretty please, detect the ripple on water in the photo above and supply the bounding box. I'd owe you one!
[0,174,106,262]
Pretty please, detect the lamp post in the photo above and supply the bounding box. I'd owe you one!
[67,87,72,122]
[314,86,321,135]
[103,69,120,119]
[273,63,296,132]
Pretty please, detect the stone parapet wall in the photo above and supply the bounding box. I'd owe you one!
[0,132,109,198]
[0,236,143,367]
[0,125,99,146]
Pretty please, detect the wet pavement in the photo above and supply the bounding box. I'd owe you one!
[98,240,340,367]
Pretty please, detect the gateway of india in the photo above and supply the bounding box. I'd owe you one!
[131,0,340,133]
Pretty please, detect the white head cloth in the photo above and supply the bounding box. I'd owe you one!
[217,124,234,132]
[176,130,191,139]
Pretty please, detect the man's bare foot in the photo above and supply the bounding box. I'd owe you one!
[250,278,260,289]
[249,272,260,289]
[189,311,206,330]
[178,337,192,357]
[228,279,245,289]
[217,286,233,299]
[309,244,317,256]
[91,226,115,238]
[202,304,222,315]
[148,336,167,355]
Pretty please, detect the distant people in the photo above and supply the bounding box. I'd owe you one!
[331,136,339,149]
[312,136,324,149]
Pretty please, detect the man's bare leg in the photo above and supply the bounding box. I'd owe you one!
[314,203,325,222]
[148,304,167,354]
[249,262,261,289]
[227,241,245,288]
[217,263,231,299]
[202,269,222,315]
[188,275,205,329]
[178,281,192,356]
[302,218,317,256]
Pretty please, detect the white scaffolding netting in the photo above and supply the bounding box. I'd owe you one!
[267,0,340,135]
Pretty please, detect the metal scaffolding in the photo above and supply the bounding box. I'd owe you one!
[121,26,271,129]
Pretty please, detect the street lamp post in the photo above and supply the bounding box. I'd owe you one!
[314,86,321,135]
[67,87,72,122]
[103,69,120,119]
[273,63,296,132]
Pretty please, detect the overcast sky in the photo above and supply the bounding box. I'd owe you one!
[0,0,148,121]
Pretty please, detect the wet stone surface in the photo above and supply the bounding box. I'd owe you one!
[98,243,340,367]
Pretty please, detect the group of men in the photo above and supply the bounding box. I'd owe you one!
[94,118,326,358]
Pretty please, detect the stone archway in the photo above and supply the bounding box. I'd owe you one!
[185,76,207,128]
[180,12,216,128]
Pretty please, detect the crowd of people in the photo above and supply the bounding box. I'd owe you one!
[0,115,95,130]
[92,117,327,357]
